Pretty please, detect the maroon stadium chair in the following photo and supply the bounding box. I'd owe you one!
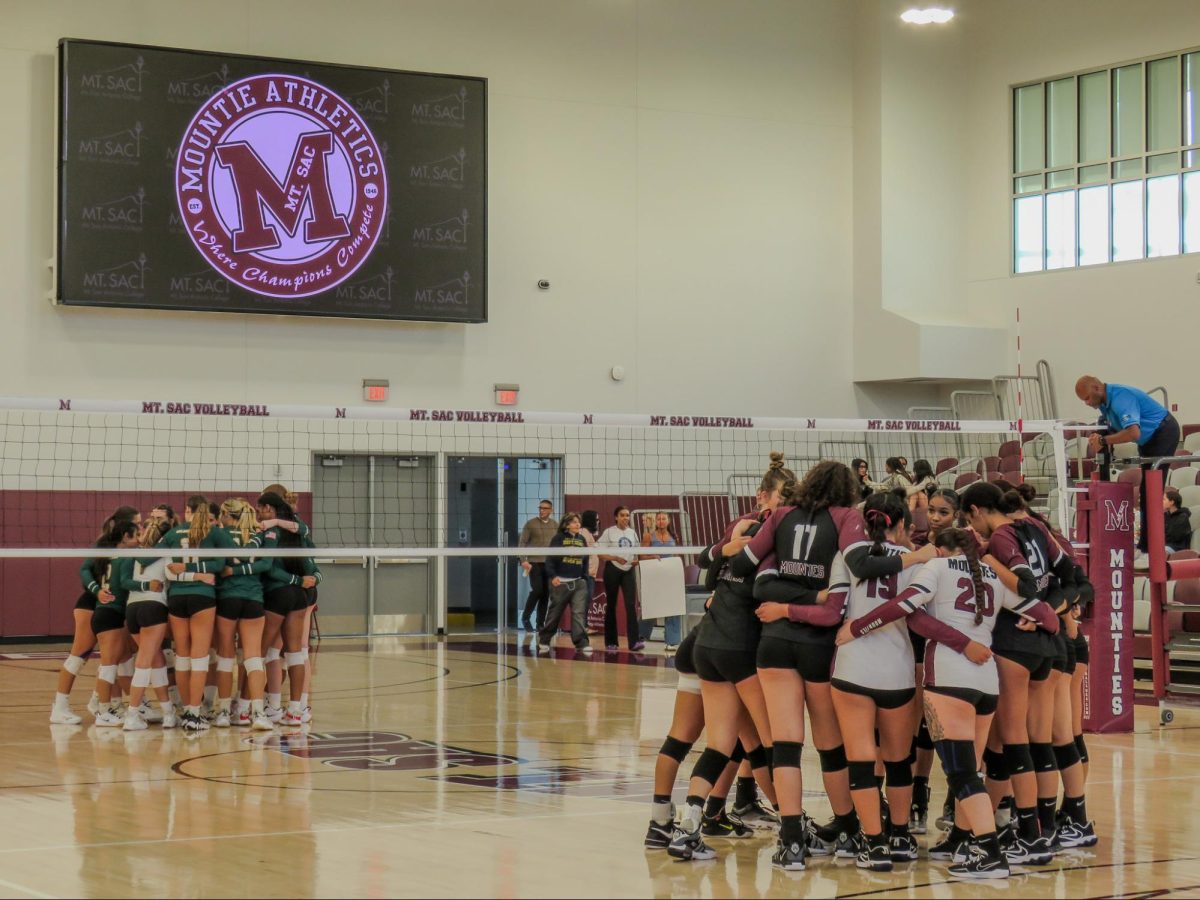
[935,458,959,475]
[983,455,1002,474]
[684,564,701,586]
[997,440,1020,459]
[911,506,929,534]
[954,472,981,490]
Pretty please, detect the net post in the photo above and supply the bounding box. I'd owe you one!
[1142,465,1170,706]
[1082,479,1135,734]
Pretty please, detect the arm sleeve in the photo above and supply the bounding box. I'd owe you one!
[834,508,905,580]
[787,590,847,626]
[184,529,230,574]
[80,558,100,595]
[108,558,133,595]
[518,521,533,551]
[238,556,275,577]
[907,609,970,653]
[1004,595,1061,633]
[849,565,938,638]
[987,529,1038,599]
[700,515,751,569]
[728,509,786,577]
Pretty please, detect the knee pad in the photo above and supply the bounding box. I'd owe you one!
[131,668,152,688]
[174,655,192,673]
[848,760,877,791]
[1053,742,1081,770]
[677,673,700,694]
[691,748,731,787]
[97,664,118,685]
[162,648,176,667]
[190,655,210,673]
[659,736,693,764]
[265,647,282,663]
[1074,734,1089,765]
[748,745,769,771]
[884,758,914,788]
[916,718,934,750]
[983,747,1009,781]
[936,739,984,801]
[117,658,135,678]
[150,667,169,688]
[62,655,85,676]
[818,744,848,773]
[284,651,306,668]
[1030,742,1056,773]
[243,656,265,674]
[773,741,803,769]
[1003,743,1034,777]
[946,767,986,802]
[729,741,746,765]
[216,656,236,673]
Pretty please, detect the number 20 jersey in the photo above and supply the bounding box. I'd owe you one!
[900,555,1037,694]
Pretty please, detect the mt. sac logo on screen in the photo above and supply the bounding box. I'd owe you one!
[175,74,387,299]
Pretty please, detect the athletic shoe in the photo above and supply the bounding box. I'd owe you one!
[803,814,833,856]
[1056,820,1098,848]
[123,710,147,731]
[1004,835,1054,866]
[936,796,955,832]
[538,644,552,654]
[181,712,208,733]
[577,645,594,655]
[301,707,313,724]
[732,798,779,829]
[770,836,807,871]
[928,835,971,863]
[664,644,679,654]
[701,810,753,839]
[161,709,179,729]
[630,641,646,652]
[94,708,123,727]
[644,820,673,850]
[265,705,283,723]
[857,840,893,871]
[213,711,231,728]
[667,827,716,861]
[909,806,928,835]
[138,701,163,724]
[996,822,1016,851]
[281,710,304,727]
[233,710,252,727]
[834,830,865,859]
[949,846,1010,880]
[49,706,82,725]
[889,831,920,862]
[252,714,275,731]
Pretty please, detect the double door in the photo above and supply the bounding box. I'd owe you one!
[311,454,435,635]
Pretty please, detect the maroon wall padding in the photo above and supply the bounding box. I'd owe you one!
[0,489,311,638]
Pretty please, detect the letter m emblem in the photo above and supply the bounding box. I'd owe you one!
[214,132,350,253]
[1103,499,1130,532]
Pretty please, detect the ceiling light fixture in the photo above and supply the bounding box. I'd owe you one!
[901,7,954,24]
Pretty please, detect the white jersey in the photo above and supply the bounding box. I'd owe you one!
[830,545,920,691]
[597,526,640,570]
[898,554,1038,694]
[127,557,167,606]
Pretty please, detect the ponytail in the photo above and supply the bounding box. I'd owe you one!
[221,498,258,545]
[859,490,907,585]
[760,451,798,504]
[186,494,211,547]
[936,528,986,625]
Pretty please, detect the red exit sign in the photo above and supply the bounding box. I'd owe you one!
[363,380,389,402]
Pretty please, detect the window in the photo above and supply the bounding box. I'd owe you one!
[1012,46,1200,273]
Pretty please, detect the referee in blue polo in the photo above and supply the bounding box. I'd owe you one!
[1076,375,1180,551]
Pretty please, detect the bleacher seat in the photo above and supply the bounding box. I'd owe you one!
[983,455,1002,474]
[954,472,981,490]
[1178,486,1200,507]
[935,457,959,476]
[997,440,1020,459]
[1185,432,1200,454]
[1168,466,1200,488]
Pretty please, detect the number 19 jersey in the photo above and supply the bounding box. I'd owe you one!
[830,544,920,691]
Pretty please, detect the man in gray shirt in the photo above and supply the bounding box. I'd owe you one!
[519,500,558,630]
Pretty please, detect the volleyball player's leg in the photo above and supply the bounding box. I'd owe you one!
[1051,669,1093,845]
[648,689,704,844]
[115,630,135,701]
[214,615,238,724]
[93,627,124,724]
[1070,660,1089,784]
[300,604,314,719]
[237,616,271,728]
[668,679,740,860]
[263,611,285,713]
[983,719,1010,812]
[1027,671,1059,839]
[282,607,308,722]
[911,666,936,830]
[757,666,809,867]
[807,679,859,852]
[732,693,777,808]
[879,699,917,836]
[995,656,1048,860]
[928,693,1007,878]
[169,614,192,707]
[51,609,96,722]
[831,686,885,850]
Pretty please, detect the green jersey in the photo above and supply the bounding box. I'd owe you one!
[216,525,274,602]
[153,523,234,597]
[102,557,137,612]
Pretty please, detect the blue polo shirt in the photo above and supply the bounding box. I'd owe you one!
[1099,383,1169,446]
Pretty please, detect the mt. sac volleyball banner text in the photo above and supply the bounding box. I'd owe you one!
[57,39,487,322]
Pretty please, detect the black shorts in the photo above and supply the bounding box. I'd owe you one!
[305,587,318,609]
[1050,632,1070,674]
[674,627,699,676]
[125,602,168,635]
[694,644,758,684]
[925,684,999,716]
[994,646,1054,682]
[756,636,834,683]
[74,591,98,612]
[265,585,309,616]
[168,593,217,618]
[91,605,126,635]
[217,595,266,621]
[909,630,927,664]
[831,678,915,710]
[1073,632,1089,666]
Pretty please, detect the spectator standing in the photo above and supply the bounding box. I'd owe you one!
[852,458,875,501]
[599,507,643,651]
[1164,489,1193,554]
[1076,375,1180,552]
[538,513,593,654]
[641,512,683,652]
[879,456,915,494]
[907,459,937,510]
[519,500,558,631]
[580,510,602,631]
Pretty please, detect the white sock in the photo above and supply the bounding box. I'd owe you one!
[251,699,265,715]
[54,692,72,709]
[681,802,703,833]
[217,698,231,714]
[185,704,200,716]
[160,701,173,715]
[651,798,673,826]
[237,699,251,715]
[300,692,308,708]
[288,700,302,715]
[267,692,281,709]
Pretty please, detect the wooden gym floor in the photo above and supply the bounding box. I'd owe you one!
[1,634,1198,899]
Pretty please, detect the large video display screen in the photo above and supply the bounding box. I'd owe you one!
[57,39,486,322]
